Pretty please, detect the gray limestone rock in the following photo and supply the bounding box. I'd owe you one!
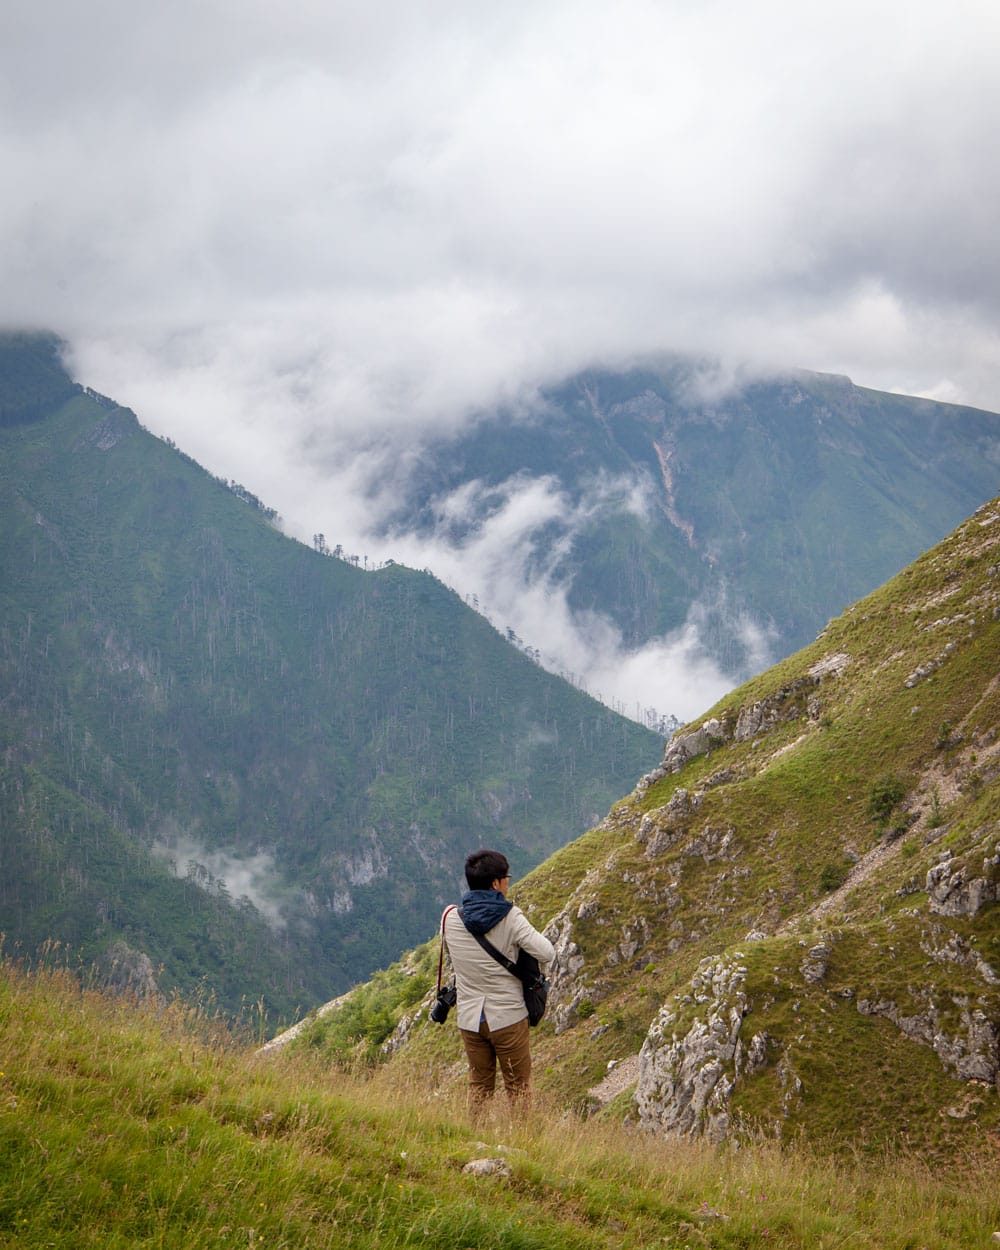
[800,942,832,984]
[926,846,1000,917]
[635,955,748,1142]
[463,1158,513,1178]
[856,991,999,1085]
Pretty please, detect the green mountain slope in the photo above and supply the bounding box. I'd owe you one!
[0,333,661,1017]
[381,363,1000,676]
[309,497,1000,1152]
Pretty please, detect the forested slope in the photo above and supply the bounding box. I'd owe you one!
[0,333,661,1018]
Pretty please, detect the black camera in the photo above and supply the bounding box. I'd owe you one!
[430,983,457,1023]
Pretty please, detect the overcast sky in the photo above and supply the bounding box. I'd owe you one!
[3,0,1000,720]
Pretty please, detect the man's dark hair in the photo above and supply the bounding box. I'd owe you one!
[465,848,510,891]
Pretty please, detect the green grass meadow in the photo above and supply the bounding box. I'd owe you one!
[1,958,997,1249]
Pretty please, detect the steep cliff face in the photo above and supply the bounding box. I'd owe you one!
[355,498,1000,1151]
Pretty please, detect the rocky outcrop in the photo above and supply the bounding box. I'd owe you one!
[799,941,833,984]
[634,787,702,858]
[636,657,850,792]
[74,403,137,452]
[605,915,651,967]
[684,825,737,863]
[381,1002,423,1058]
[856,991,1000,1085]
[920,927,1000,987]
[635,722,728,793]
[328,835,391,915]
[925,845,1000,917]
[635,955,750,1141]
[96,940,162,1002]
[636,926,1000,1144]
[663,718,729,770]
[543,910,590,1035]
[904,639,965,688]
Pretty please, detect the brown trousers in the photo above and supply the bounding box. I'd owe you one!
[460,1016,532,1111]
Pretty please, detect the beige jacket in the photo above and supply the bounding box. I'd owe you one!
[443,904,556,1032]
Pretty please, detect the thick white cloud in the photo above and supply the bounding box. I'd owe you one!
[3,0,999,719]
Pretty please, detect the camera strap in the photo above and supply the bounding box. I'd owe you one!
[437,905,456,993]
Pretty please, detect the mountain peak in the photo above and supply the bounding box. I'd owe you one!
[0,330,79,425]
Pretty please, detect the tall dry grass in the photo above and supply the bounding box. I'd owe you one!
[0,955,997,1248]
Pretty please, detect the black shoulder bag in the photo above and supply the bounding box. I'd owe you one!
[458,908,550,1027]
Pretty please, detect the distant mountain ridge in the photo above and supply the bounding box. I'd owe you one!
[377,362,1000,679]
[0,332,660,1017]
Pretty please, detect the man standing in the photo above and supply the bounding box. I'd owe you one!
[443,848,555,1115]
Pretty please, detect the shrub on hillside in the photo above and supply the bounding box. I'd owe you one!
[867,774,905,824]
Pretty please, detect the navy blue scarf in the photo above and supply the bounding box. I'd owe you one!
[460,888,512,935]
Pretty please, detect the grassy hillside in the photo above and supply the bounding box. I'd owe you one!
[0,333,661,1018]
[303,497,1000,1155]
[1,956,997,1249]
